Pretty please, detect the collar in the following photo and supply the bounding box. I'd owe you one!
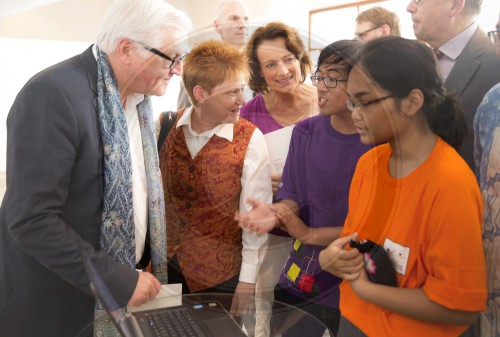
[438,23,478,61]
[177,106,235,142]
[92,44,145,106]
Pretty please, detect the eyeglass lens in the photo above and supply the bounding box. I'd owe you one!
[489,30,500,44]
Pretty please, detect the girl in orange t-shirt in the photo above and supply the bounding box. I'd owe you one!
[319,37,486,337]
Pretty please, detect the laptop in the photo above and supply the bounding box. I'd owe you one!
[78,241,247,337]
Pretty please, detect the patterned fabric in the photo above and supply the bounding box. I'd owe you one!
[474,83,500,337]
[159,110,256,292]
[94,47,167,337]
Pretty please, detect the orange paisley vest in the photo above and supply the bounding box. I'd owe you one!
[159,110,256,292]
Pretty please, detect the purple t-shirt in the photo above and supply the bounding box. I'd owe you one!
[240,93,282,135]
[275,114,371,308]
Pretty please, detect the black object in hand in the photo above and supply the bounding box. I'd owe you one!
[349,239,398,287]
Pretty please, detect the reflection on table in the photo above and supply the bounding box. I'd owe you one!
[161,292,331,337]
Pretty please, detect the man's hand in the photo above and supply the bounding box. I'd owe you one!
[127,271,161,307]
[235,198,277,235]
[318,234,364,280]
[230,281,255,316]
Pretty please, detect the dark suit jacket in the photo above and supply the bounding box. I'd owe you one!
[444,27,500,170]
[0,45,138,337]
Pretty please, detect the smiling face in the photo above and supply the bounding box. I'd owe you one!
[347,65,399,145]
[214,1,249,47]
[198,75,247,125]
[315,63,349,117]
[257,37,301,94]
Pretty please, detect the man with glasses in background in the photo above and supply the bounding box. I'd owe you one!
[355,6,401,42]
[407,0,500,173]
[0,1,190,336]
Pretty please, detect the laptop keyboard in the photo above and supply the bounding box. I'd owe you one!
[145,307,208,337]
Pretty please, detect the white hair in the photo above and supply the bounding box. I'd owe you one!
[96,0,191,56]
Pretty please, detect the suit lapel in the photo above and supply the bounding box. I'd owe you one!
[444,28,489,97]
[79,45,104,203]
[80,45,98,111]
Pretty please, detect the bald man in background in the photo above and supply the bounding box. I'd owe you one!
[177,0,250,110]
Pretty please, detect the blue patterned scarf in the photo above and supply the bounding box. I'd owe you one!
[94,46,168,337]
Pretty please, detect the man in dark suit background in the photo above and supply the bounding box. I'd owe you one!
[407,0,500,171]
[0,1,190,336]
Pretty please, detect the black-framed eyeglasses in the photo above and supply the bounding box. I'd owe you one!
[488,30,500,45]
[136,42,188,69]
[355,26,381,41]
[346,95,394,111]
[310,75,347,88]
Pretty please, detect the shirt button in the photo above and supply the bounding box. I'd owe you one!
[185,202,192,209]
[175,239,181,245]
[187,186,193,192]
[189,166,195,173]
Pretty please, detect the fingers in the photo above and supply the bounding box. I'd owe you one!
[271,173,282,195]
[319,236,364,279]
[144,272,161,294]
[333,233,358,249]
[271,173,282,181]
[128,272,160,307]
[245,197,262,209]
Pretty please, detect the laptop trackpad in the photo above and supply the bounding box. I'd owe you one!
[192,302,246,337]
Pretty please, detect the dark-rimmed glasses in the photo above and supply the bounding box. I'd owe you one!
[310,75,347,88]
[355,26,381,41]
[136,42,188,69]
[488,30,500,45]
[346,95,394,111]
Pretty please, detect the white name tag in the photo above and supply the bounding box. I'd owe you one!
[383,238,410,276]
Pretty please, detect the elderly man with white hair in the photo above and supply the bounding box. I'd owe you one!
[0,1,190,336]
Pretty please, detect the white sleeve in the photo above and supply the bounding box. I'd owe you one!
[238,128,273,283]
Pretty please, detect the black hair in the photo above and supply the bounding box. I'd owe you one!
[316,39,362,76]
[351,36,467,150]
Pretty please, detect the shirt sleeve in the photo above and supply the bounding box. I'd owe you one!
[238,128,273,283]
[422,170,486,312]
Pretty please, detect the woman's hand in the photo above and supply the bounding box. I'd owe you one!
[318,234,364,280]
[235,198,277,235]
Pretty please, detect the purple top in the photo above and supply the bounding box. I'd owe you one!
[240,92,292,236]
[240,93,282,135]
[276,115,371,307]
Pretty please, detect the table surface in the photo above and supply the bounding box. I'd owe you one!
[173,292,331,337]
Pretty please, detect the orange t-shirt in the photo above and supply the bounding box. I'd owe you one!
[340,137,486,337]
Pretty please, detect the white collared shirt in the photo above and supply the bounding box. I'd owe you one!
[173,106,272,283]
[124,94,148,265]
[437,23,478,81]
